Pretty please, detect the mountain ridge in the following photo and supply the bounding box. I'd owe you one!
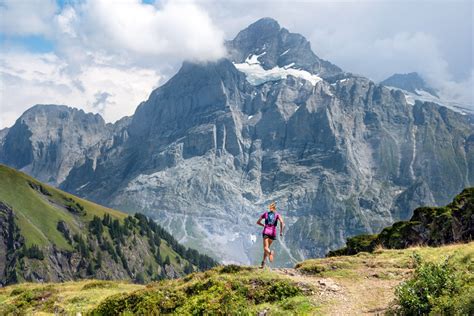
[380,72,438,97]
[226,17,343,78]
[380,72,473,115]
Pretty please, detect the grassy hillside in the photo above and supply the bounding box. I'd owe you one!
[0,164,216,285]
[1,242,472,315]
[0,164,126,249]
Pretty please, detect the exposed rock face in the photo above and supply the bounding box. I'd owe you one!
[380,72,438,97]
[0,105,117,185]
[0,202,23,286]
[0,128,9,148]
[1,18,473,266]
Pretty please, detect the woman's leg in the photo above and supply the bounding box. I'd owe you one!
[268,239,274,262]
[264,238,272,256]
[261,237,270,267]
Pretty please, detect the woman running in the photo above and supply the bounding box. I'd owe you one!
[256,202,285,268]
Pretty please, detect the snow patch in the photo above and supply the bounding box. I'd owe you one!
[385,86,472,115]
[234,54,322,86]
[246,52,266,65]
[77,182,90,190]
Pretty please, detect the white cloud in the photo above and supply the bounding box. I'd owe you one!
[59,0,225,63]
[0,0,226,128]
[0,0,57,36]
[0,51,161,128]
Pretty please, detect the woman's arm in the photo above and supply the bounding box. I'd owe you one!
[257,217,265,227]
[279,216,285,236]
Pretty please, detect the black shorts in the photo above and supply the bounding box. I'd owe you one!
[262,234,276,240]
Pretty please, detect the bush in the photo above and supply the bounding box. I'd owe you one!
[23,244,44,260]
[81,281,118,290]
[64,197,86,216]
[327,234,379,257]
[392,254,472,315]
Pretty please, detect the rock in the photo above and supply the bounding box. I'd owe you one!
[317,278,341,292]
[0,105,116,186]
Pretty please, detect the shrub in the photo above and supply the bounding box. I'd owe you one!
[64,197,86,216]
[392,254,472,315]
[81,281,118,290]
[23,244,44,260]
[219,264,253,274]
[296,263,326,275]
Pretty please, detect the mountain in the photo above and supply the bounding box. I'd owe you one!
[225,17,343,79]
[380,72,473,115]
[328,187,473,256]
[0,105,120,186]
[1,18,473,266]
[0,164,216,286]
[380,72,438,97]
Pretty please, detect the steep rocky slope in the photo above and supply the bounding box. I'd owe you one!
[1,18,473,266]
[0,164,216,286]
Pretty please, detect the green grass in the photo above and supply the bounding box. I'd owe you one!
[92,265,315,315]
[0,280,142,315]
[296,242,474,281]
[0,266,316,315]
[0,164,125,249]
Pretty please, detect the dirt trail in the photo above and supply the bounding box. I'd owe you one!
[272,267,406,315]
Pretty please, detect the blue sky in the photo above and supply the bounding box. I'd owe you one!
[0,0,156,53]
[0,0,472,128]
[0,34,54,53]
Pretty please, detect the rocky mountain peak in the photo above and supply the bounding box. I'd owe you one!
[226,18,343,78]
[380,72,438,97]
[0,104,112,185]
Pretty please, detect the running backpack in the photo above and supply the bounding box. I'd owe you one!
[262,211,279,236]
